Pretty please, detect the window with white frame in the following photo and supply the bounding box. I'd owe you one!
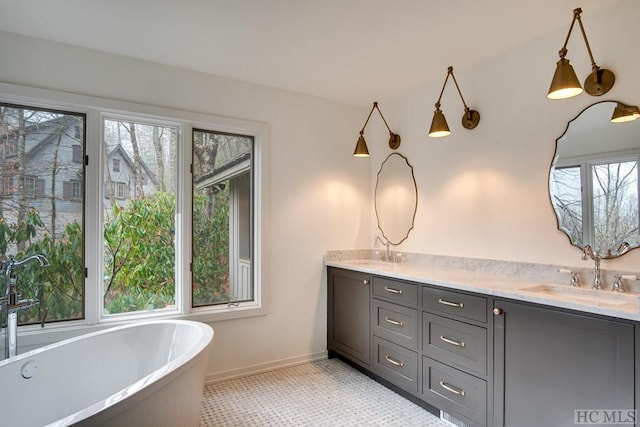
[102,117,178,316]
[1,90,263,330]
[192,129,253,307]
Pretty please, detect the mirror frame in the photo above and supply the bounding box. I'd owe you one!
[548,99,639,258]
[374,152,418,245]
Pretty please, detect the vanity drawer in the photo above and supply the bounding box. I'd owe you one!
[423,312,487,376]
[373,299,418,350]
[422,357,487,427]
[372,336,418,393]
[422,287,487,323]
[373,277,418,306]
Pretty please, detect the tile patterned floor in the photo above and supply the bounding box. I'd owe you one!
[200,358,450,426]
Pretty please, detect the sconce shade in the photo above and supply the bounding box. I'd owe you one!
[353,133,370,157]
[611,103,640,123]
[428,108,451,138]
[547,58,583,100]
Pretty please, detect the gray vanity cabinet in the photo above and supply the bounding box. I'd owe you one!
[493,299,635,427]
[328,265,638,427]
[327,267,372,367]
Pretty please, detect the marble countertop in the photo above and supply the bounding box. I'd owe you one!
[325,258,640,322]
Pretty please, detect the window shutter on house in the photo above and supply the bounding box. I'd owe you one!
[36,178,45,197]
[63,181,71,200]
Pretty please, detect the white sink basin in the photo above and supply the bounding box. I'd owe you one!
[518,284,640,312]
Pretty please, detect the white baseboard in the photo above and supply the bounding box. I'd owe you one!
[205,350,328,383]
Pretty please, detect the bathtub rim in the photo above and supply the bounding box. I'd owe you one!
[0,319,214,426]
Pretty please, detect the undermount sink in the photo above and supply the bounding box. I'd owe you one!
[345,259,398,267]
[518,284,640,312]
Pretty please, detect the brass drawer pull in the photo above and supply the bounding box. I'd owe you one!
[439,381,466,396]
[439,335,465,347]
[385,355,405,367]
[385,316,404,327]
[384,286,403,295]
[438,298,464,308]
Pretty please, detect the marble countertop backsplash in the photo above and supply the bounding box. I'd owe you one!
[324,249,640,321]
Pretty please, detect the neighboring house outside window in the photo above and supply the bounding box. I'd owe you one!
[112,158,120,172]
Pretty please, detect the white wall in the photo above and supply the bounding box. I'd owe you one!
[371,0,640,273]
[0,31,371,378]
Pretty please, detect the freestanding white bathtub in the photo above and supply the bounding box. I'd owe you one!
[0,319,214,427]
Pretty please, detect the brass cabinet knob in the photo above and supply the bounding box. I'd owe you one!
[493,307,502,316]
[363,279,369,285]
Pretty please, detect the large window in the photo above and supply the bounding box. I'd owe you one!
[192,129,253,307]
[0,103,85,324]
[0,85,264,337]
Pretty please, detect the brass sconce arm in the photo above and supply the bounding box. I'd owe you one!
[558,8,599,75]
[353,101,401,157]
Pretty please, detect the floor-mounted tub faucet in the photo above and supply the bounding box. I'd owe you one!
[0,254,49,359]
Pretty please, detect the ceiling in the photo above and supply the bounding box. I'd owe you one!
[0,0,626,107]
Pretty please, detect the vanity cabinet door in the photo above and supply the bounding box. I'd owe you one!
[493,300,635,427]
[327,267,371,367]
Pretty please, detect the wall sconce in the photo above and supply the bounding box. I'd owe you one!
[353,101,401,157]
[547,7,615,100]
[428,66,480,138]
[610,102,640,123]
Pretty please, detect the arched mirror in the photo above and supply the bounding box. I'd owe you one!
[549,100,640,257]
[374,152,418,245]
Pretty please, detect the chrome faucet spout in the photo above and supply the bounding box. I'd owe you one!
[9,254,49,269]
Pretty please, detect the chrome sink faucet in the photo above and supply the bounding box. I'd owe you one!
[581,246,603,289]
[581,242,631,291]
[0,254,49,359]
[374,235,392,262]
